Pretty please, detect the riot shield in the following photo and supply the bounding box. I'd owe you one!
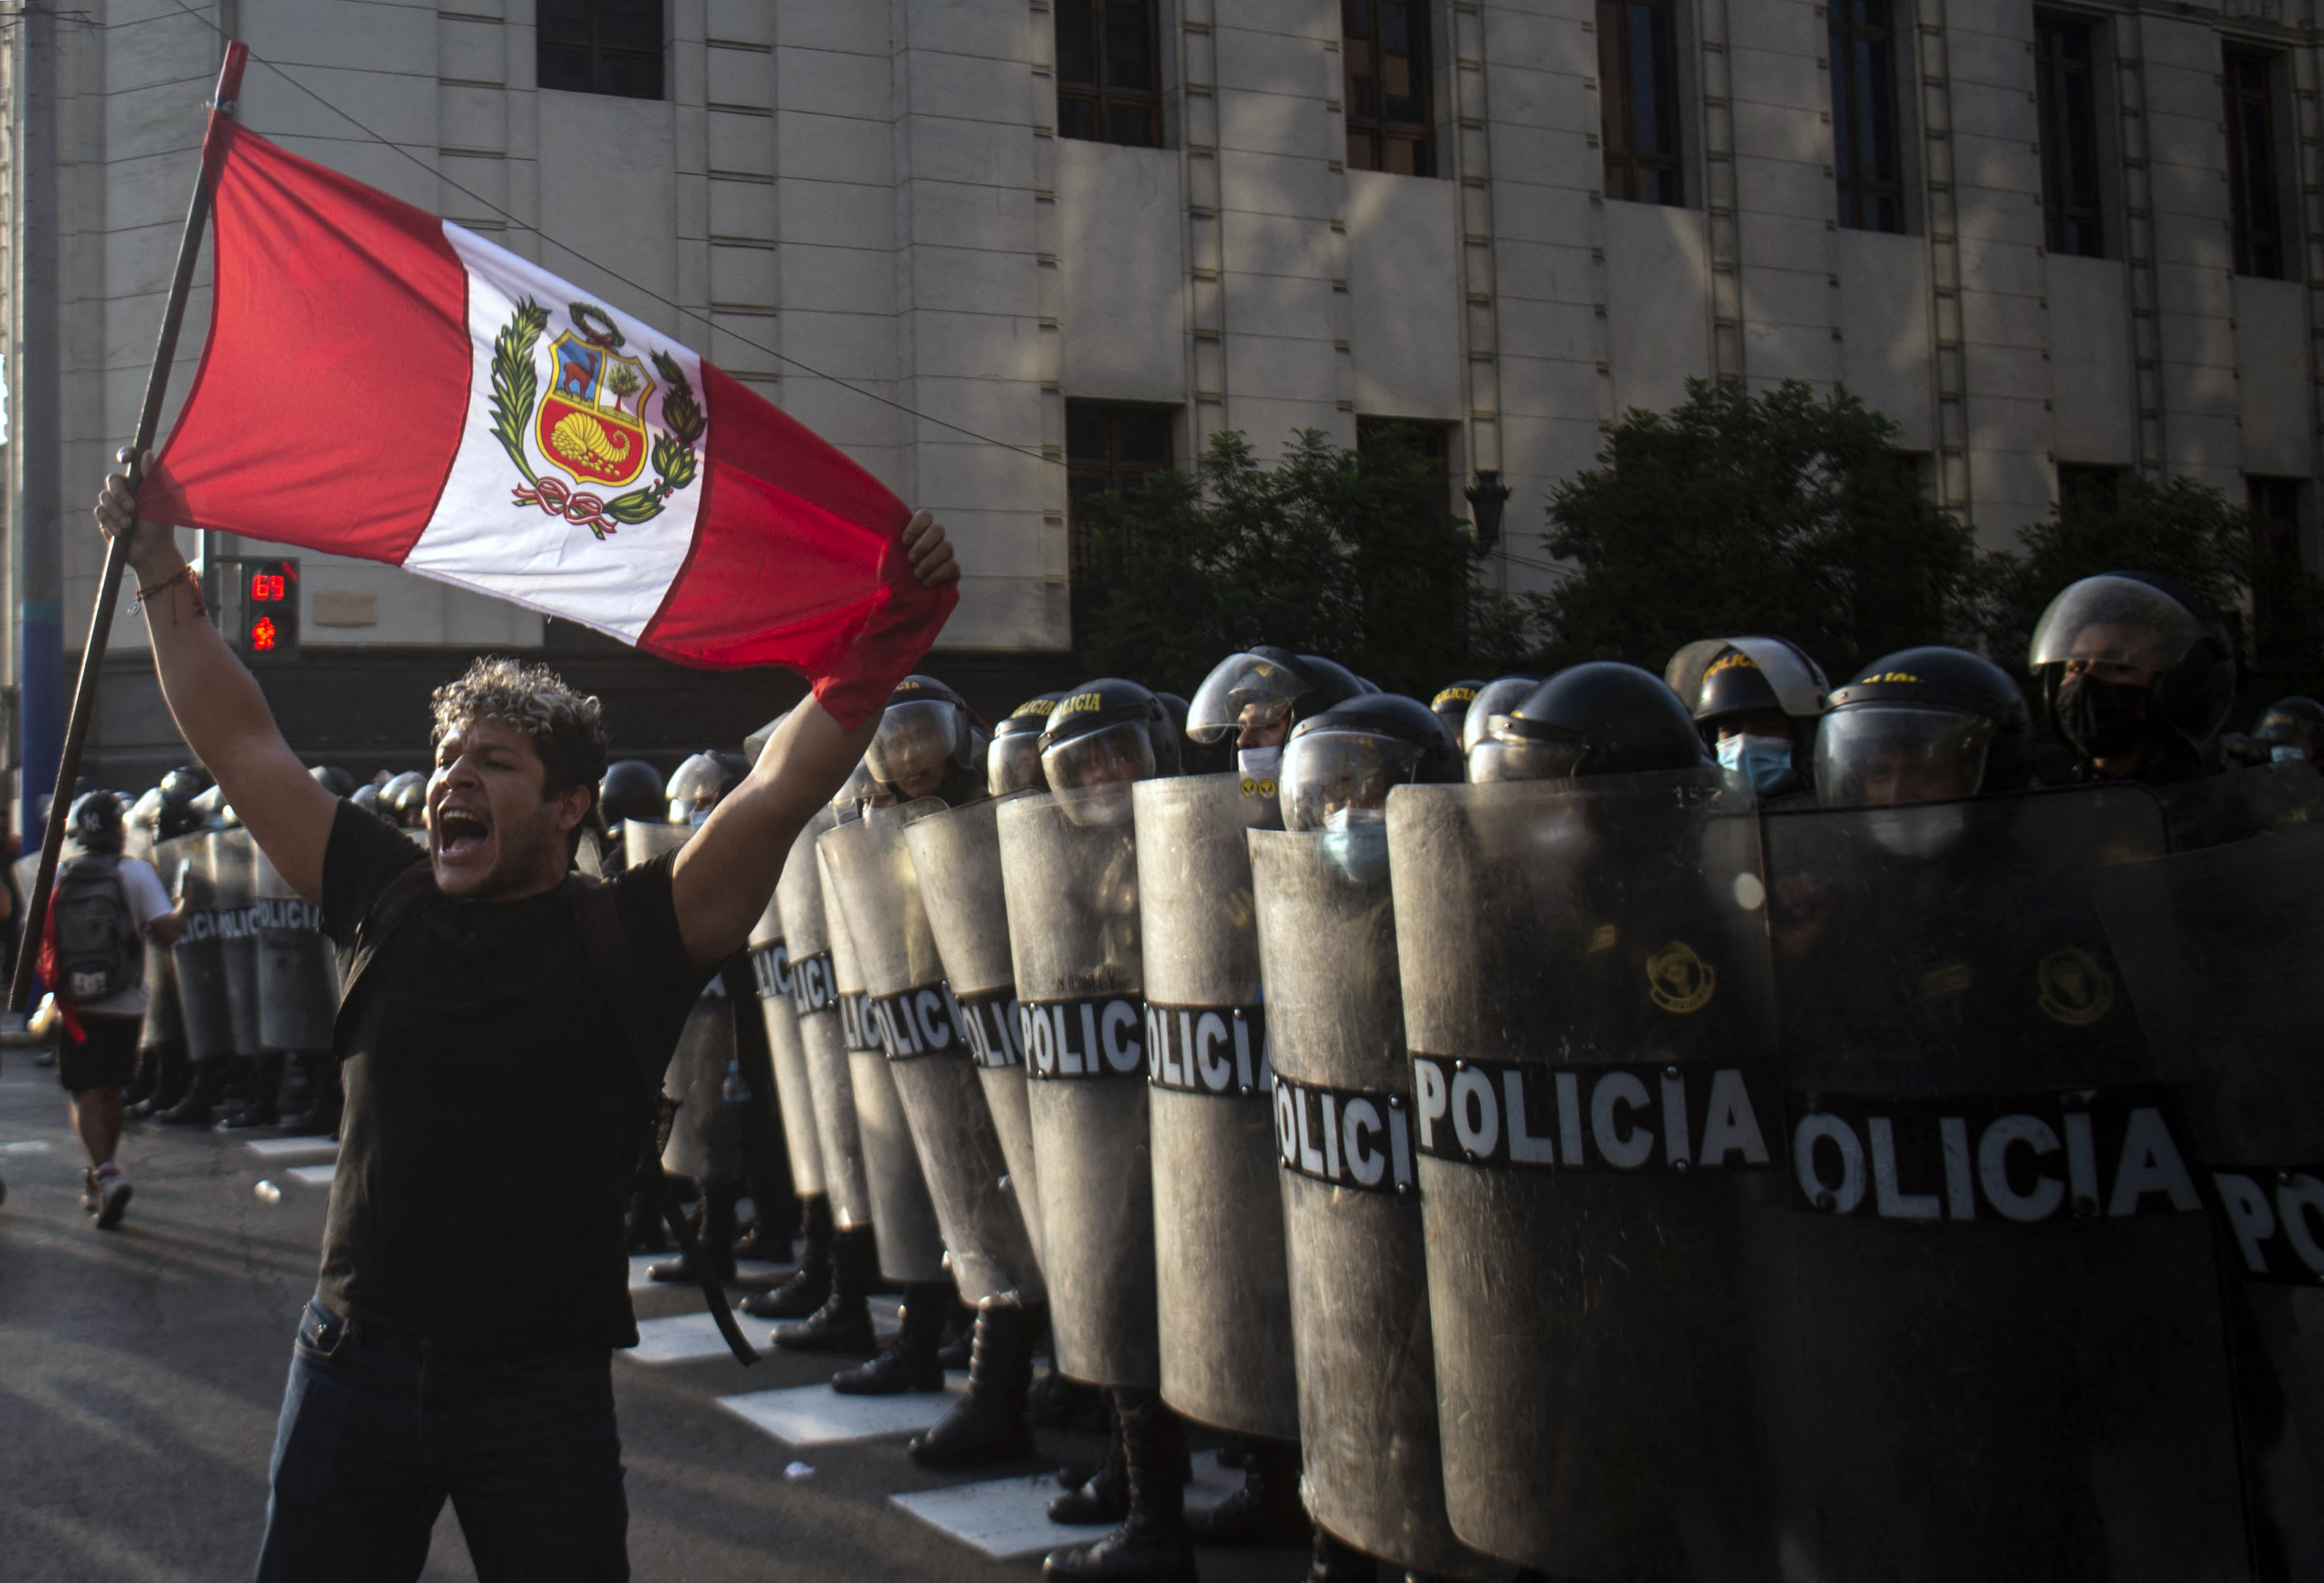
[997,782,1158,1388]
[623,818,690,869]
[254,842,337,1053]
[2155,758,2324,850]
[1759,785,2244,1582]
[747,892,824,1197]
[138,937,181,1052]
[2097,825,2324,1576]
[1251,824,1502,1582]
[820,839,947,1284]
[663,979,743,1185]
[163,834,233,1063]
[1133,774,1297,1440]
[1387,770,1781,1579]
[777,810,872,1229]
[820,806,1041,1304]
[211,828,262,1058]
[905,795,1046,1277]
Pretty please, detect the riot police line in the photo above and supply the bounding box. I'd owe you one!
[690,567,2324,1583]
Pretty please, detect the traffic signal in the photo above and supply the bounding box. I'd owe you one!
[211,556,300,662]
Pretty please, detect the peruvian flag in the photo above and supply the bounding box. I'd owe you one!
[137,113,953,728]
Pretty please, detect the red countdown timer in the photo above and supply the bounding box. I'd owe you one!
[250,571,288,602]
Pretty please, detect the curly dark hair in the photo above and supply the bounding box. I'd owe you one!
[429,657,612,812]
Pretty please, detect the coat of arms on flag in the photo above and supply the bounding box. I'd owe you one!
[488,298,705,540]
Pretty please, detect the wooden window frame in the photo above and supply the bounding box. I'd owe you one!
[1599,0,1683,207]
[2225,46,2287,280]
[1056,0,1165,150]
[537,0,666,102]
[2035,13,2106,259]
[1831,0,1906,234]
[1343,0,1438,178]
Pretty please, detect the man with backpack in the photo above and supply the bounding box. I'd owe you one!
[49,789,186,1229]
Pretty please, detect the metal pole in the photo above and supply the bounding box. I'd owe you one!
[10,41,246,1013]
[16,1,58,865]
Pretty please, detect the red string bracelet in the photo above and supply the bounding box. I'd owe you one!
[134,563,204,619]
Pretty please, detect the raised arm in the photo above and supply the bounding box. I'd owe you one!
[95,452,338,901]
[670,510,958,968]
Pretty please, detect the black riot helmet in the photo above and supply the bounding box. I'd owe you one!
[866,675,988,806]
[599,759,664,829]
[2029,571,2237,768]
[309,765,357,799]
[350,782,382,817]
[1281,695,1461,831]
[159,763,213,804]
[380,771,428,829]
[1816,646,2035,806]
[1185,647,1363,747]
[1430,681,1486,745]
[2252,695,2324,766]
[1038,678,1180,791]
[1666,637,1829,738]
[989,692,1066,798]
[68,789,125,853]
[1459,675,1539,759]
[1470,662,1706,783]
[665,752,731,825]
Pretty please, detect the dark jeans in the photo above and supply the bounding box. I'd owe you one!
[256,1298,627,1582]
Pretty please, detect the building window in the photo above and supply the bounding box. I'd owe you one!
[1067,403,1176,651]
[1057,0,1163,148]
[1344,0,1435,176]
[537,0,664,99]
[1830,0,1904,233]
[1599,0,1683,205]
[2056,461,2125,521]
[2035,13,2105,258]
[1358,417,1453,475]
[2225,48,2287,280]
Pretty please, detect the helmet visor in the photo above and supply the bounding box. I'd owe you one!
[1187,653,1308,744]
[1467,730,1586,785]
[866,699,962,793]
[989,730,1046,797]
[829,760,879,823]
[1281,729,1424,831]
[2028,575,2207,680]
[1041,720,1158,792]
[1461,677,1537,756]
[1816,705,1996,807]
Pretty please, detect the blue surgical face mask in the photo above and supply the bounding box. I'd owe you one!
[2272,744,2308,764]
[1238,746,1283,781]
[1716,732,1794,793]
[1319,805,1390,882]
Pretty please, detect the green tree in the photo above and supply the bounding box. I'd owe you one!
[1528,379,1980,681]
[1077,428,1531,698]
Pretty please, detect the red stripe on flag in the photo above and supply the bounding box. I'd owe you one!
[137,118,468,564]
[640,365,954,726]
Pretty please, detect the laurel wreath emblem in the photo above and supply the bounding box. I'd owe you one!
[487,296,705,540]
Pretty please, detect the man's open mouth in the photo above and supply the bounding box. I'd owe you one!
[437,809,490,856]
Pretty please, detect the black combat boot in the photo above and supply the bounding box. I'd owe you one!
[1188,1435,1310,1545]
[772,1226,878,1353]
[1043,1389,1198,1583]
[1308,1527,1376,1583]
[742,1194,831,1319]
[910,1296,1040,1467]
[1050,1393,1128,1523]
[273,1054,341,1136]
[831,1280,949,1394]
[650,1177,741,1286]
[216,1054,284,1130]
[157,1059,225,1126]
[935,1292,977,1369]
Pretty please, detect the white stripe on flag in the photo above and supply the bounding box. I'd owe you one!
[403,224,709,643]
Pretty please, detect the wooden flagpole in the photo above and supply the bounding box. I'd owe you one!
[11,42,248,1014]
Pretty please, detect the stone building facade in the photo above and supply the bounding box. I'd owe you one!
[4,0,2319,779]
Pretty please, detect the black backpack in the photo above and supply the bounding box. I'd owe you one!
[53,853,140,1002]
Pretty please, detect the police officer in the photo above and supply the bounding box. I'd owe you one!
[1006,679,1195,1583]
[2251,695,2324,767]
[1429,681,1485,747]
[1184,648,1362,789]
[1813,646,2037,807]
[989,692,1068,798]
[1666,636,1830,798]
[2028,572,2235,785]
[379,771,428,831]
[595,758,663,877]
[864,674,989,805]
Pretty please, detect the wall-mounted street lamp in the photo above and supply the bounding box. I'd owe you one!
[1465,470,1512,551]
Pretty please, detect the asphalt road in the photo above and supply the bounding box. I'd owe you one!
[0,1057,1316,1582]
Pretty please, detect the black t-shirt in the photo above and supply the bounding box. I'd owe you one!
[315,801,711,1350]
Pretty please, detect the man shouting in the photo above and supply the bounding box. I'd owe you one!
[95,461,957,1582]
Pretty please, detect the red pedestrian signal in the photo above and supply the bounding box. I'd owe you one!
[209,556,300,662]
[251,616,278,651]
